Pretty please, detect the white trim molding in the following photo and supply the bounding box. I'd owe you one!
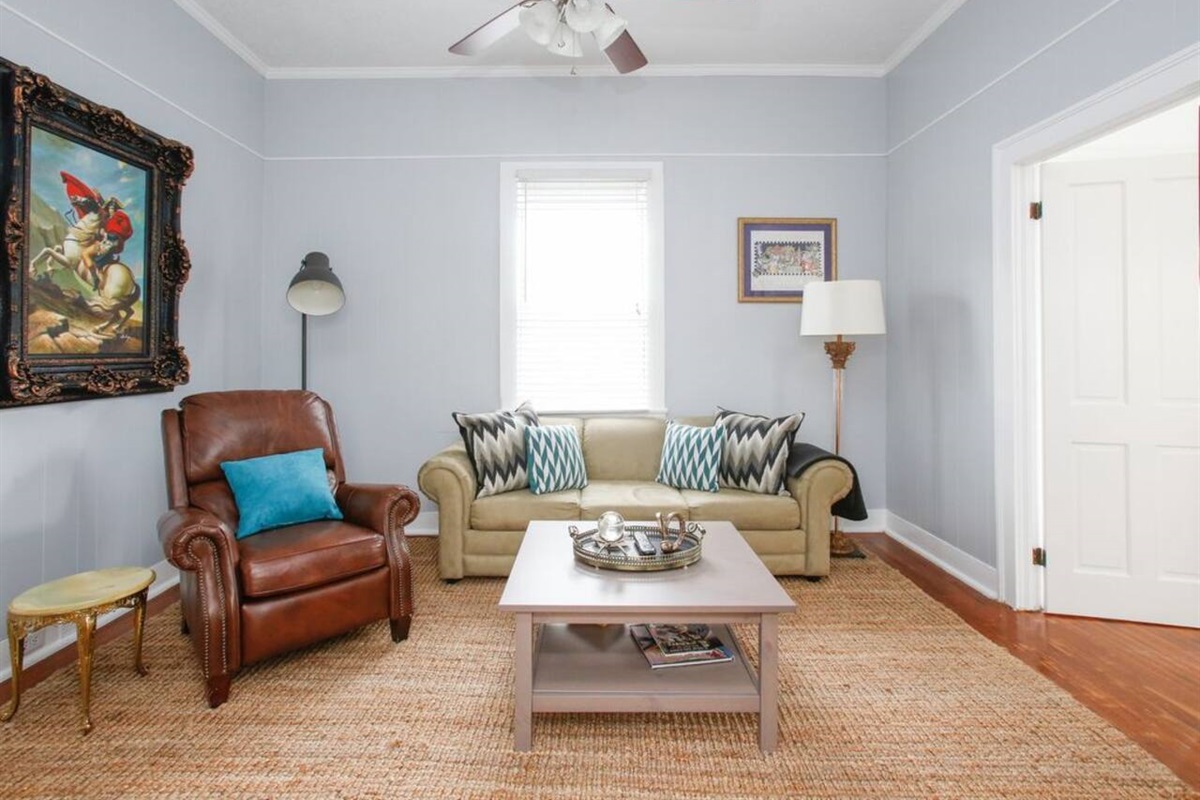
[839,508,888,534]
[879,0,969,74]
[0,560,180,685]
[990,44,1200,609]
[884,512,1000,600]
[172,0,270,76]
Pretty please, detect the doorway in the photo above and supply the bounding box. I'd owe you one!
[1039,100,1198,626]
[991,46,1200,616]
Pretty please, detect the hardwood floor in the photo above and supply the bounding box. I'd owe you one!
[4,536,1198,790]
[854,532,1200,791]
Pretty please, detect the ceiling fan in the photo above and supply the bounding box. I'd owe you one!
[449,0,649,74]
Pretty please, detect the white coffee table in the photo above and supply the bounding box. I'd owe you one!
[498,520,796,752]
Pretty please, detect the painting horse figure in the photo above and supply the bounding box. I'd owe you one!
[30,172,140,335]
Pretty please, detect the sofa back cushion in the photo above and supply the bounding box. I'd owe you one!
[582,417,667,481]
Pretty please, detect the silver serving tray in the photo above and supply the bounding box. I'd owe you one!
[568,523,706,572]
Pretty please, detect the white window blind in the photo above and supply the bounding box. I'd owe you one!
[502,165,664,413]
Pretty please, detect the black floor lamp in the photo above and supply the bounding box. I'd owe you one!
[286,252,345,391]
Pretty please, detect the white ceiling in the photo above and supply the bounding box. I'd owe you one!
[174,0,967,79]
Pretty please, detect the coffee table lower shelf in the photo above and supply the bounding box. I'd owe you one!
[529,622,761,716]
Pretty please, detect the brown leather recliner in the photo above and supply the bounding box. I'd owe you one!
[157,390,418,708]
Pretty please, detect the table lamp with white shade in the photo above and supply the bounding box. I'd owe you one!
[800,279,886,557]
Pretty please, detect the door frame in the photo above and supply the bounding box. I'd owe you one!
[990,44,1199,610]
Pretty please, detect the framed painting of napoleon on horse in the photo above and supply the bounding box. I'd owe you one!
[0,58,193,408]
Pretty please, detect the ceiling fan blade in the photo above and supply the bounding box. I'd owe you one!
[449,2,525,56]
[603,30,648,74]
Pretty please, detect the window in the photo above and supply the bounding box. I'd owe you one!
[500,163,664,413]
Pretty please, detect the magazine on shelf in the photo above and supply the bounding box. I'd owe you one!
[646,623,718,655]
[629,625,735,669]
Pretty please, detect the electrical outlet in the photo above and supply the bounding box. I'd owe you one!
[24,629,45,652]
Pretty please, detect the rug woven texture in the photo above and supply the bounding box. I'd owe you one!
[0,538,1193,799]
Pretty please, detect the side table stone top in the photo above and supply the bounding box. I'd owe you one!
[9,567,155,617]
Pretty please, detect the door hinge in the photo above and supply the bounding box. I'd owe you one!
[1032,547,1046,566]
[1029,201,1043,220]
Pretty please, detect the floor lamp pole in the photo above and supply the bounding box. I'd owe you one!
[300,312,308,391]
[824,334,862,558]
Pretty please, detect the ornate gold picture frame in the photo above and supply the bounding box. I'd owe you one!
[0,58,193,407]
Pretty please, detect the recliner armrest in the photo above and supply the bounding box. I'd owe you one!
[158,508,239,571]
[336,483,420,534]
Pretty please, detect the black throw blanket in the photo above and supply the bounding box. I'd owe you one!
[787,443,868,521]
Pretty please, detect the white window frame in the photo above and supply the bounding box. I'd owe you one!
[499,161,665,414]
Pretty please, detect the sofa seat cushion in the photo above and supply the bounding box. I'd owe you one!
[680,488,800,531]
[471,489,581,530]
[237,520,386,598]
[580,481,687,520]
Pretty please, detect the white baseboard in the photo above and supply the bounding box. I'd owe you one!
[0,559,180,685]
[882,511,1000,599]
[839,508,887,533]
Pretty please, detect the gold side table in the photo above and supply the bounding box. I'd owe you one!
[2,567,155,734]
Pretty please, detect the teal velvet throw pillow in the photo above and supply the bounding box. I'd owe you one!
[220,447,343,539]
[525,425,588,495]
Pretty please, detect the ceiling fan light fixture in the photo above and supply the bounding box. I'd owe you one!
[592,9,628,51]
[546,23,584,57]
[563,0,606,33]
[519,0,561,46]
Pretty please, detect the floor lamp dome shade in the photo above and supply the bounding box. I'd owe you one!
[287,252,345,316]
[800,279,886,337]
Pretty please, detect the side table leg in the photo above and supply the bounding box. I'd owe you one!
[132,589,149,676]
[1,618,26,723]
[76,614,97,735]
[514,612,533,751]
[759,614,779,753]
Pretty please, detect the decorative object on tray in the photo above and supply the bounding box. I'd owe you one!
[0,58,193,408]
[568,513,705,571]
[629,624,734,669]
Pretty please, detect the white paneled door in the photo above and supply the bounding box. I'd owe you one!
[1041,155,1200,627]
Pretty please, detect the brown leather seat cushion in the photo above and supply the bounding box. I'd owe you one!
[237,520,386,598]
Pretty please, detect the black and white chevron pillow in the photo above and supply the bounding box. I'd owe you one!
[715,407,805,495]
[453,401,540,497]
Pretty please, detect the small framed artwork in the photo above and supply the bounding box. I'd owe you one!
[737,217,837,303]
[0,58,193,407]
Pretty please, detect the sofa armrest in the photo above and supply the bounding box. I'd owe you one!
[786,457,854,576]
[337,483,420,535]
[157,508,242,697]
[417,443,476,580]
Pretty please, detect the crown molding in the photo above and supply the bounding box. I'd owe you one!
[879,0,969,75]
[172,0,270,76]
[263,62,887,81]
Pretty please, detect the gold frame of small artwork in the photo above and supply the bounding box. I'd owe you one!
[737,217,837,303]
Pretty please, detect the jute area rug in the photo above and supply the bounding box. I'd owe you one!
[1,538,1192,799]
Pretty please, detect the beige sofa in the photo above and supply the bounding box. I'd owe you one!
[418,415,854,580]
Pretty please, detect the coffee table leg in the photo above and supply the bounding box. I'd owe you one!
[1,618,25,723]
[76,614,97,735]
[514,612,533,751]
[132,588,149,676]
[759,614,779,753]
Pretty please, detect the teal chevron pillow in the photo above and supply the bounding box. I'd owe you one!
[220,447,343,539]
[525,425,588,495]
[657,421,725,492]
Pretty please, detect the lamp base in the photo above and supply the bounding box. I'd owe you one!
[830,528,866,559]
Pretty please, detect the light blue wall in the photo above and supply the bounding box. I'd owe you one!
[261,76,889,509]
[0,1,266,614]
[885,0,1199,565]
